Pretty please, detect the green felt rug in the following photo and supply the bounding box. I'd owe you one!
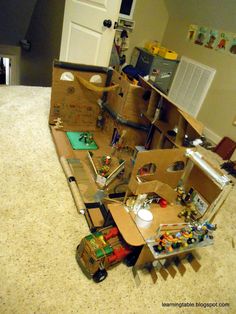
[66,132,98,150]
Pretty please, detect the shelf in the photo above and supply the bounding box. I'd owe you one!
[154,121,182,148]
[154,120,170,134]
[141,79,204,149]
[142,113,181,148]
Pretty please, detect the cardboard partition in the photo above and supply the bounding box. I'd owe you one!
[68,158,98,203]
[49,60,111,131]
[106,70,149,125]
[139,76,204,148]
[102,110,148,149]
[139,76,204,136]
[128,176,177,204]
[108,204,145,246]
[87,151,125,188]
[129,148,187,192]
[184,164,221,204]
[84,203,107,231]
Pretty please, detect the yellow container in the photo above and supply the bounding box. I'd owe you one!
[158,47,178,60]
[144,40,160,54]
[150,46,160,55]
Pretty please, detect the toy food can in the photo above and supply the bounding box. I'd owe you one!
[135,209,153,229]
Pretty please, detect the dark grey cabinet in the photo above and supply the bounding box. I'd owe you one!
[131,47,179,94]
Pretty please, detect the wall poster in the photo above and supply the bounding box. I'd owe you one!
[187,24,236,56]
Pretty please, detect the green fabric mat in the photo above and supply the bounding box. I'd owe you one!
[66,132,98,150]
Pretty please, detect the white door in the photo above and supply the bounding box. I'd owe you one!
[60,0,121,67]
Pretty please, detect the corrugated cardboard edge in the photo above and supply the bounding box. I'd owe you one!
[178,109,204,136]
[108,204,145,246]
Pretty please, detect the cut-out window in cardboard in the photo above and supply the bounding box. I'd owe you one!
[137,163,157,176]
[167,161,185,172]
[60,72,74,81]
[89,74,102,84]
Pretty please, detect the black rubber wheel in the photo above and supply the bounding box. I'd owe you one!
[93,269,108,283]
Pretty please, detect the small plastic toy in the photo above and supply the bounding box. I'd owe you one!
[79,132,94,145]
[178,202,198,222]
[151,222,216,255]
[98,165,110,177]
[176,186,186,203]
[101,155,111,166]
[159,198,167,208]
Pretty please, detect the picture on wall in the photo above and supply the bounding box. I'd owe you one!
[194,26,208,45]
[187,25,236,57]
[204,29,218,49]
[215,32,230,51]
[187,24,198,41]
[229,34,236,55]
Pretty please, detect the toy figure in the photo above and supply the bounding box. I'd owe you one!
[54,117,64,129]
[99,165,110,177]
[205,35,216,49]
[101,155,111,166]
[178,202,198,222]
[195,32,205,45]
[152,222,216,255]
[176,186,186,203]
[79,132,94,145]
[216,33,228,50]
[159,198,167,208]
[204,29,218,49]
[230,37,236,54]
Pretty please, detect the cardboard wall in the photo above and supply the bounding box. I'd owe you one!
[49,63,107,131]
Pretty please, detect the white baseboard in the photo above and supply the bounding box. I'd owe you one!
[203,127,222,145]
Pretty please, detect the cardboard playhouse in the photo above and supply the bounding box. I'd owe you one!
[49,60,233,282]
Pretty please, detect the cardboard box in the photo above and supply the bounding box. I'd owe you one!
[105,70,149,126]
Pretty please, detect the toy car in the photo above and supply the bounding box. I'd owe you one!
[76,226,133,283]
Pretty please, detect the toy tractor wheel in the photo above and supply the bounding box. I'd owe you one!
[93,269,108,283]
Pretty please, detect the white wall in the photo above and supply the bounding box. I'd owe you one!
[0,45,20,85]
[125,0,169,62]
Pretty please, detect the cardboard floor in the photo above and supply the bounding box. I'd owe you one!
[0,86,236,314]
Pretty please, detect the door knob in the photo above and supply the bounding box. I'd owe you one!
[103,19,112,28]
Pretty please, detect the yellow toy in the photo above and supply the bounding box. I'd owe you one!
[176,186,186,203]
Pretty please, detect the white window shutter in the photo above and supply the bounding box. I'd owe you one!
[169,56,216,117]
